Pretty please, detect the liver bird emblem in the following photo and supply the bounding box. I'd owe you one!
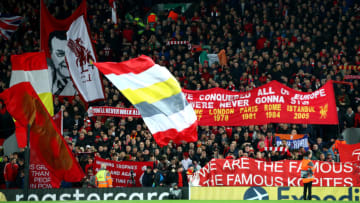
[67,38,94,73]
[319,104,328,119]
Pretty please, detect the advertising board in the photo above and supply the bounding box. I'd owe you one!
[0,187,189,201]
[191,187,360,200]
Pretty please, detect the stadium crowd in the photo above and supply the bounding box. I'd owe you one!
[0,0,360,189]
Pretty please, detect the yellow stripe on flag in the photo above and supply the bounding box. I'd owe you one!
[38,92,54,116]
[121,78,181,105]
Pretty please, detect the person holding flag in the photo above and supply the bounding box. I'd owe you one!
[300,151,315,200]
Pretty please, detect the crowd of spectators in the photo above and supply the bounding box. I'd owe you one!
[0,0,360,189]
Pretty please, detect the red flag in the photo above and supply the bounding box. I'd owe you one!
[52,110,63,135]
[0,82,85,182]
[10,52,54,148]
[29,149,61,188]
[40,0,86,58]
[14,122,27,147]
[338,143,360,162]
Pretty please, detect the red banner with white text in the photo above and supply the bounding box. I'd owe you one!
[190,158,360,187]
[94,157,153,187]
[29,110,65,189]
[29,149,61,189]
[183,80,338,126]
[52,110,63,135]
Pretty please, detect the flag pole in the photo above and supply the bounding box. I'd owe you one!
[24,124,31,201]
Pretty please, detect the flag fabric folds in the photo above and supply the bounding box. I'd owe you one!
[109,0,117,24]
[65,15,105,102]
[40,0,86,96]
[10,52,53,115]
[338,142,360,162]
[275,134,309,150]
[94,55,198,147]
[53,110,63,135]
[0,14,23,40]
[10,52,54,148]
[0,82,85,182]
[218,49,227,66]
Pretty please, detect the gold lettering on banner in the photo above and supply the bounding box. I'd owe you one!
[266,112,280,118]
[214,114,230,121]
[264,104,281,111]
[242,113,256,120]
[320,104,328,119]
[286,105,315,113]
[240,106,258,120]
[293,113,309,119]
[239,106,258,113]
[209,109,235,115]
[194,109,203,120]
[209,109,234,122]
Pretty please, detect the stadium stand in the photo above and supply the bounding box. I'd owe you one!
[0,0,359,189]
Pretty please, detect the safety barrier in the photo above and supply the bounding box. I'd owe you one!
[190,186,360,200]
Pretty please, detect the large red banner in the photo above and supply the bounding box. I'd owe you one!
[190,158,360,187]
[94,157,153,187]
[183,80,338,126]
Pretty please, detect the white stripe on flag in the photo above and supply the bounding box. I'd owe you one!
[0,27,10,39]
[111,2,117,24]
[2,16,22,21]
[106,64,175,90]
[10,70,51,93]
[143,104,197,134]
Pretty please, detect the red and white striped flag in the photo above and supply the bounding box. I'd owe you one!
[260,146,291,157]
[10,52,54,148]
[94,55,198,147]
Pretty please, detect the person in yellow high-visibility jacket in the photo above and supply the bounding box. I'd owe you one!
[95,164,113,188]
[300,151,315,200]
